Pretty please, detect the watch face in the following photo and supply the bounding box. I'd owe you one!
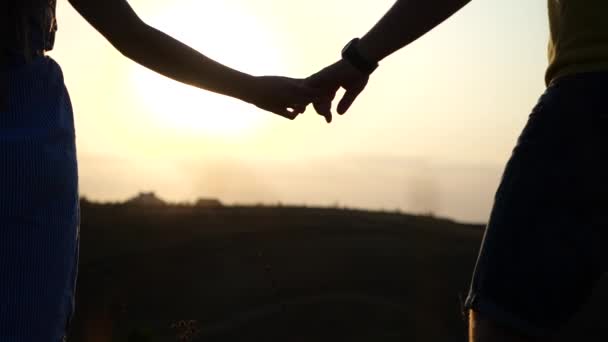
[341,38,377,75]
[342,38,358,56]
[342,40,355,55]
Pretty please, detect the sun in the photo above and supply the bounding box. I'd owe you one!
[130,1,287,138]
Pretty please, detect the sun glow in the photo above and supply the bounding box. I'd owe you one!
[130,1,287,138]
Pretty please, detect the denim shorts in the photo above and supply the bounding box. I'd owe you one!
[464,72,608,337]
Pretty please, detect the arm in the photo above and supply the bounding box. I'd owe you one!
[358,0,471,63]
[309,0,472,122]
[68,0,319,118]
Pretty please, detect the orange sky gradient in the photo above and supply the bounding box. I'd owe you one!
[49,0,550,223]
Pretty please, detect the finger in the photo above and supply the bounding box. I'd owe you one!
[291,104,307,115]
[337,85,365,115]
[276,107,299,120]
[313,88,338,123]
[313,100,332,123]
[302,84,326,99]
[290,85,325,104]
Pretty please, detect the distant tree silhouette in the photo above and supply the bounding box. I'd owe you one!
[126,192,167,207]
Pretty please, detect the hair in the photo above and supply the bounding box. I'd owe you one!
[3,0,52,59]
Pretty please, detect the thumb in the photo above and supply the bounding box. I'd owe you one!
[337,87,364,115]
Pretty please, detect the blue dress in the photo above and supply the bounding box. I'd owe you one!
[1,2,80,341]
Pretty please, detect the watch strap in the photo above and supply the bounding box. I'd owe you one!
[341,38,378,75]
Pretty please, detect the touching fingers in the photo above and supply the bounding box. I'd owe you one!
[285,79,324,104]
[298,84,325,102]
[314,87,339,123]
[314,100,332,123]
[276,107,299,120]
[291,104,307,115]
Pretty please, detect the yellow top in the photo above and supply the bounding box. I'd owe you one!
[547,0,608,85]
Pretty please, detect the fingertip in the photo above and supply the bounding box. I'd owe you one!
[277,108,299,120]
[293,104,307,115]
[337,97,355,115]
[338,105,350,115]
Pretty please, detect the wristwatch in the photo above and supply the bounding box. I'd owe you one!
[341,38,379,75]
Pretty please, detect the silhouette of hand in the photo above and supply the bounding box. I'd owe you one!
[242,76,321,120]
[306,60,369,123]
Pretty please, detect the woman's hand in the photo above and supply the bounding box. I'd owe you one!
[69,0,321,120]
[239,76,322,120]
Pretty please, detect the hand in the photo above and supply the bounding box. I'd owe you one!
[240,76,321,120]
[306,60,369,123]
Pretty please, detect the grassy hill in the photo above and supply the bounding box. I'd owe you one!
[68,201,607,342]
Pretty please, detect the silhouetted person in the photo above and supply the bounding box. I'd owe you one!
[1,0,319,340]
[307,1,608,341]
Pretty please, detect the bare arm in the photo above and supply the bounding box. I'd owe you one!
[309,0,472,121]
[358,0,472,63]
[68,0,319,118]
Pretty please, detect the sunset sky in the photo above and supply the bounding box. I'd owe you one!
[50,0,549,223]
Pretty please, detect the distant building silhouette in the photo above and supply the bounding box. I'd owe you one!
[195,198,223,208]
[126,192,166,207]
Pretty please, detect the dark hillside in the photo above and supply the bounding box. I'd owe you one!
[68,202,607,342]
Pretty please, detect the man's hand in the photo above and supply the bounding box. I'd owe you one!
[240,76,322,120]
[306,60,369,123]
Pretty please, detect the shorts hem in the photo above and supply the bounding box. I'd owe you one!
[464,292,553,338]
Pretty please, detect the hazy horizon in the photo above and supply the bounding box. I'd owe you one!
[77,153,504,223]
[50,0,549,224]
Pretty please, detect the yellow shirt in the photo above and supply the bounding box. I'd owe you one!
[547,0,608,85]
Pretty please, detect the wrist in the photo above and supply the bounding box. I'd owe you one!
[227,72,258,104]
[336,58,367,78]
[341,38,379,75]
[357,37,382,65]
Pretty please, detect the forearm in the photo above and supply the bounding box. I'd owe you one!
[69,0,319,119]
[118,24,254,101]
[69,0,255,102]
[358,0,472,63]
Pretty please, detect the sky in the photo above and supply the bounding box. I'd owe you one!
[50,0,549,223]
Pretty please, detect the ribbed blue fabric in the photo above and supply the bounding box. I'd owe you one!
[0,56,79,342]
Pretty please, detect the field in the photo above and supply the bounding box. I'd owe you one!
[68,201,608,342]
